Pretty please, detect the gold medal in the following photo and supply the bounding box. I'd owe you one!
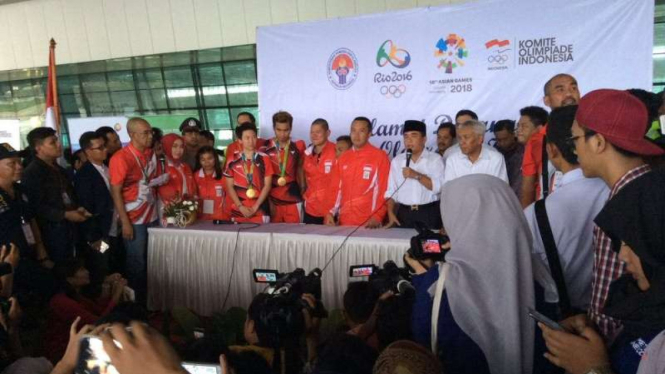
[246,187,257,199]
[277,176,287,186]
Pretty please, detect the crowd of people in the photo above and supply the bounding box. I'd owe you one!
[0,72,663,374]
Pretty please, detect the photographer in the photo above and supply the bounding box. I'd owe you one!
[233,291,322,374]
[45,259,128,363]
[409,174,537,374]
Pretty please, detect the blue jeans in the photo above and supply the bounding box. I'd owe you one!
[124,223,150,305]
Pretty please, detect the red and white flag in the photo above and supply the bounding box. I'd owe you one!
[44,39,60,134]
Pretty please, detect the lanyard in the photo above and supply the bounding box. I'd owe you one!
[129,148,150,182]
[241,153,257,187]
[276,141,290,178]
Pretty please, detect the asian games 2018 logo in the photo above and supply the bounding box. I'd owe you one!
[327,48,359,90]
[435,34,468,74]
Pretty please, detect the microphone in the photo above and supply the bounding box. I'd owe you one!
[406,149,412,168]
[158,154,166,174]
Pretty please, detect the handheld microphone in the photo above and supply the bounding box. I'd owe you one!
[158,154,166,174]
[406,149,412,168]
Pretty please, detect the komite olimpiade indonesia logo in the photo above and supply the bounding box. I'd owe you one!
[327,48,359,90]
[435,34,468,74]
[376,40,411,68]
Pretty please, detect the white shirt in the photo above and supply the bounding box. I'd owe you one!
[524,168,609,310]
[92,162,118,237]
[385,149,445,205]
[443,145,508,185]
[442,143,460,162]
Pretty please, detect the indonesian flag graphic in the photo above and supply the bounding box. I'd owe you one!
[45,39,59,134]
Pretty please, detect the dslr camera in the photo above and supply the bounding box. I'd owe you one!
[367,260,414,297]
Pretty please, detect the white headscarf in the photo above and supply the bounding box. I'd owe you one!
[440,174,535,374]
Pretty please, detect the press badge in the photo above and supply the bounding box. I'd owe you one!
[363,166,372,180]
[324,161,333,174]
[203,200,215,215]
[62,192,72,206]
[21,219,36,246]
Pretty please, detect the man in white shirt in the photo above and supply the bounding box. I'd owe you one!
[384,120,445,229]
[524,106,608,311]
[444,120,508,184]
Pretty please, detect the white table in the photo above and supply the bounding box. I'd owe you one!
[147,222,415,315]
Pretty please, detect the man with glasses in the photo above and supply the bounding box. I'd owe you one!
[523,106,608,315]
[109,118,169,304]
[559,89,665,343]
[75,131,120,284]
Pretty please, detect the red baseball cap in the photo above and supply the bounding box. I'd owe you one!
[575,89,664,156]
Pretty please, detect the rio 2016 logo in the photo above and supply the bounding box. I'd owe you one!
[327,48,359,90]
[435,34,468,74]
[376,40,411,69]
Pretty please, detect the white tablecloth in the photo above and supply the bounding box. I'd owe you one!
[147,222,415,315]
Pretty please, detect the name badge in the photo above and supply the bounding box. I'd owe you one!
[324,161,332,174]
[22,222,36,246]
[62,192,72,206]
[215,185,223,197]
[363,166,372,180]
[203,200,215,215]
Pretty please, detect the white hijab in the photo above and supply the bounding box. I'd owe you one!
[440,174,535,374]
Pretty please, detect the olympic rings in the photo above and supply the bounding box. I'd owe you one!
[488,54,509,64]
[380,85,406,98]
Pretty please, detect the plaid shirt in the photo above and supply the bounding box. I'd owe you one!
[589,164,651,340]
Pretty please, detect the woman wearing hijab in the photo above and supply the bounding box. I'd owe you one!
[540,169,665,374]
[408,174,536,374]
[157,133,196,204]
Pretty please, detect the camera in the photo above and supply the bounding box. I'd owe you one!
[367,260,414,297]
[408,221,450,262]
[252,268,328,318]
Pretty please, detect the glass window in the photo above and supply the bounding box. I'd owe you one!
[221,45,256,62]
[58,76,81,95]
[167,87,198,109]
[223,61,256,85]
[226,84,258,106]
[60,94,85,115]
[12,80,36,98]
[14,96,41,116]
[201,85,227,106]
[86,92,113,115]
[81,73,109,93]
[107,71,135,91]
[206,108,231,130]
[111,91,139,114]
[164,67,194,88]
[136,69,164,89]
[199,64,225,86]
[0,82,15,116]
[230,107,260,127]
[139,89,169,111]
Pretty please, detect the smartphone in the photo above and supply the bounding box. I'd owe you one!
[75,335,120,374]
[252,269,279,283]
[182,362,223,374]
[527,308,564,331]
[349,265,376,277]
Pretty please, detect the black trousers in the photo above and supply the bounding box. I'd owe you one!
[396,201,443,230]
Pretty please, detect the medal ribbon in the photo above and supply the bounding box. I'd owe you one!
[276,141,290,179]
[241,153,256,189]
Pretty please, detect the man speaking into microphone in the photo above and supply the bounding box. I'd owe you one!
[384,120,445,229]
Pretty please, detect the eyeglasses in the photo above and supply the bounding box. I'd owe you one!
[565,132,596,155]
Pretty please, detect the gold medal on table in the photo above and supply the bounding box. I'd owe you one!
[277,176,287,186]
[246,187,257,199]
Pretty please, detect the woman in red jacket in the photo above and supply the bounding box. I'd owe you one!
[158,133,197,204]
[194,146,229,221]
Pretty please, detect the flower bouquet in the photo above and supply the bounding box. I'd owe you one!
[162,194,199,227]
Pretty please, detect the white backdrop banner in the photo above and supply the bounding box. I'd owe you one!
[0,120,21,150]
[68,116,129,150]
[257,0,653,158]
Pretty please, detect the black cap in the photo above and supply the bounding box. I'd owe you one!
[403,120,426,136]
[0,143,19,160]
[179,117,202,133]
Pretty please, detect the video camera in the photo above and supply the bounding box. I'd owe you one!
[408,221,450,262]
[252,268,328,318]
[367,260,414,297]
